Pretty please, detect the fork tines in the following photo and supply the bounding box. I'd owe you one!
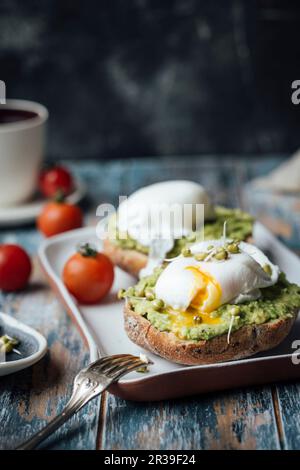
[88,354,152,380]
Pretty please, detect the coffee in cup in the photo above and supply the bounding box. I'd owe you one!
[0,99,48,207]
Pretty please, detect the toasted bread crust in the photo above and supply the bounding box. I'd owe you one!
[103,238,148,277]
[103,236,254,278]
[124,303,297,365]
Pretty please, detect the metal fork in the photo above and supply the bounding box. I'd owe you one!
[17,354,150,450]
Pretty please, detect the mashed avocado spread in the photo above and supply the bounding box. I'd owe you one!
[121,269,300,341]
[111,206,253,257]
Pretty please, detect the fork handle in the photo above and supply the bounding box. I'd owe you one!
[16,399,84,450]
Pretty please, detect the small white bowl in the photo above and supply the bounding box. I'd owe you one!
[0,312,47,377]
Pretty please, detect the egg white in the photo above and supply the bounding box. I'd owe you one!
[155,240,280,313]
[117,180,215,247]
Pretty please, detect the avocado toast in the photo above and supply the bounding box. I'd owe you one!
[119,240,300,365]
[105,206,254,277]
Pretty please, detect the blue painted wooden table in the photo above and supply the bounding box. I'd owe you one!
[1,156,300,450]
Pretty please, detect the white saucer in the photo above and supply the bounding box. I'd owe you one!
[0,179,86,227]
[0,312,47,377]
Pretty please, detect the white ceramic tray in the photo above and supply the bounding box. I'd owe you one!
[38,222,300,401]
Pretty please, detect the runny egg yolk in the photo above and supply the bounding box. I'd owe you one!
[167,308,221,330]
[186,266,222,314]
[166,266,222,332]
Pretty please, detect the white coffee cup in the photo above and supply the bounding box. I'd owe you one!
[0,99,48,207]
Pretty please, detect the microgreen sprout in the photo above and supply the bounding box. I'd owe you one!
[0,335,21,356]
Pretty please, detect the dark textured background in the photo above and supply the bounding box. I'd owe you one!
[1,0,300,160]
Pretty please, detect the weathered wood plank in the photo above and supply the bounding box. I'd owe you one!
[101,387,279,450]
[273,383,300,450]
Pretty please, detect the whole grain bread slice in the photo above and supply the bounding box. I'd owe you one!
[124,303,297,365]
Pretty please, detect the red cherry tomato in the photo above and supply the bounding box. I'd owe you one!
[39,165,74,198]
[0,244,32,292]
[63,244,114,304]
[37,201,83,237]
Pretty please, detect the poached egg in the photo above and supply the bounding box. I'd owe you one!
[117,180,215,247]
[155,240,280,322]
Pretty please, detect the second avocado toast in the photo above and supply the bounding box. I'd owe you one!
[104,180,254,277]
